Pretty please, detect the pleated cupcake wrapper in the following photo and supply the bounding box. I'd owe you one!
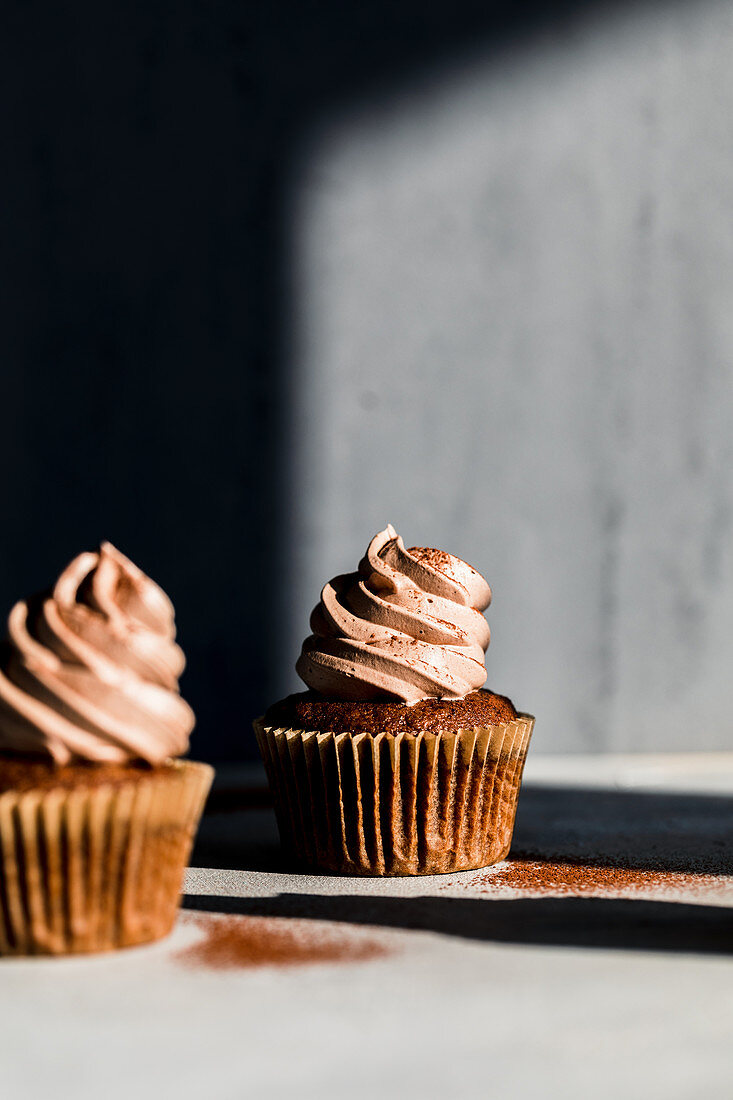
[254,716,534,876]
[0,760,213,956]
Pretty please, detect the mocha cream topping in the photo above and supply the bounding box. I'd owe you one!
[0,543,194,764]
[296,526,492,702]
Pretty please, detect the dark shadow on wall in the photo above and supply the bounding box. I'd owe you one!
[1,0,654,761]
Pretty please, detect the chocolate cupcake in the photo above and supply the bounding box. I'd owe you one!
[255,526,533,875]
[0,543,213,955]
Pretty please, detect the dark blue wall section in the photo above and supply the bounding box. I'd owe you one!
[0,1,619,760]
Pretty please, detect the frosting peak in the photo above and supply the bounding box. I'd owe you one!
[0,543,194,764]
[296,526,492,703]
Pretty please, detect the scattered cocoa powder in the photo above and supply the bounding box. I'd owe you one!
[176,914,389,971]
[464,858,732,897]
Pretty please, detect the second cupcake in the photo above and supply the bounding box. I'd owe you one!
[0,543,213,955]
[255,525,534,875]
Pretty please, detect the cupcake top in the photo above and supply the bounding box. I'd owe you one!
[266,689,517,734]
[296,525,492,703]
[0,543,194,765]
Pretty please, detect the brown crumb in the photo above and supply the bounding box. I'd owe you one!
[176,914,389,970]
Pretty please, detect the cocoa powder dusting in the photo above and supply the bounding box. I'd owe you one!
[176,914,389,971]
[466,857,731,897]
[407,547,458,574]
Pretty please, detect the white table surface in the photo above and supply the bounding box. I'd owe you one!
[3,753,733,1100]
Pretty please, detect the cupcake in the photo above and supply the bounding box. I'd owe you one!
[0,543,213,955]
[255,525,534,875]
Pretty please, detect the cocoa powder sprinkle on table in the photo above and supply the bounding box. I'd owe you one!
[464,859,732,897]
[176,914,389,971]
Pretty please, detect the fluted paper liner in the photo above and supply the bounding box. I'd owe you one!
[254,716,533,875]
[0,760,213,956]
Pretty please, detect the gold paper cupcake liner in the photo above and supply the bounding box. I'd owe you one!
[254,716,534,876]
[0,759,213,956]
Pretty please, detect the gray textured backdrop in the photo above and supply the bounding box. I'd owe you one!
[283,0,733,753]
[3,1,732,760]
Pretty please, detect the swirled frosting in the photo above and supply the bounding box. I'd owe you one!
[296,526,492,703]
[0,543,194,765]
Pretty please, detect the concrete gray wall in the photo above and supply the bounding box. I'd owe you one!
[284,0,733,753]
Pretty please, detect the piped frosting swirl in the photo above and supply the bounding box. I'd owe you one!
[296,525,492,703]
[0,543,194,764]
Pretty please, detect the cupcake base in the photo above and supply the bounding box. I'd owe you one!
[254,716,533,876]
[0,759,213,956]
